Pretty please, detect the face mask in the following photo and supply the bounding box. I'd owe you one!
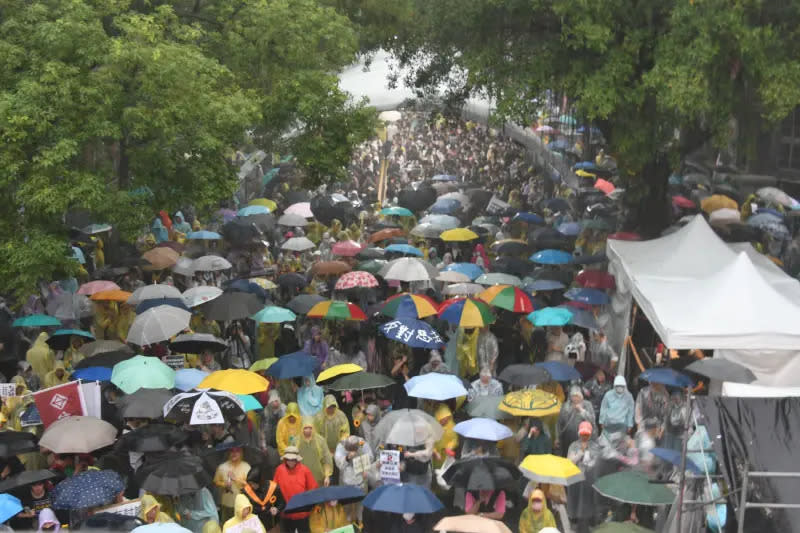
[403,513,415,522]
[531,501,543,512]
[615,386,625,395]
[328,500,338,507]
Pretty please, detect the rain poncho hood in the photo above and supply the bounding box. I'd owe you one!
[43,360,70,389]
[173,211,191,234]
[434,404,458,467]
[519,488,556,532]
[37,507,60,533]
[297,376,324,417]
[222,494,265,533]
[151,218,169,244]
[298,416,333,485]
[139,494,174,523]
[600,378,635,432]
[26,332,55,380]
[276,402,303,455]
[314,395,350,453]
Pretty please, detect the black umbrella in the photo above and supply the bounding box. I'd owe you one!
[222,219,261,246]
[685,358,756,384]
[169,333,227,354]
[199,292,262,321]
[532,268,573,285]
[357,247,386,260]
[498,364,551,387]
[79,341,134,358]
[0,469,61,492]
[240,213,276,232]
[286,294,325,314]
[491,257,534,277]
[74,349,136,370]
[284,190,310,205]
[442,457,521,491]
[494,240,530,256]
[0,432,39,457]
[465,189,494,212]
[545,198,571,212]
[398,185,437,213]
[311,195,351,226]
[136,453,212,496]
[284,485,365,513]
[117,388,174,419]
[226,279,269,301]
[370,221,402,230]
[117,423,187,453]
[571,253,607,265]
[277,273,308,290]
[163,390,245,425]
[83,513,139,531]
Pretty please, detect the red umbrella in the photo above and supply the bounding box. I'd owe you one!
[575,270,616,290]
[594,178,615,195]
[607,232,641,241]
[672,195,696,209]
[335,271,379,290]
[332,240,363,257]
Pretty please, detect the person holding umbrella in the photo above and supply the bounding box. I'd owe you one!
[272,446,318,533]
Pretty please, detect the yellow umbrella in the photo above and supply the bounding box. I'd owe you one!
[198,369,269,394]
[317,364,364,383]
[90,290,133,302]
[249,358,278,373]
[440,228,480,242]
[499,389,560,417]
[519,454,585,485]
[700,194,738,214]
[575,169,597,178]
[249,198,278,212]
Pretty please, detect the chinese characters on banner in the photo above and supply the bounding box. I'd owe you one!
[379,450,401,484]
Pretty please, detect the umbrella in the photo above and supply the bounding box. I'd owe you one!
[127,305,190,346]
[163,390,245,425]
[564,307,599,329]
[357,247,385,260]
[277,273,309,290]
[684,358,756,383]
[519,454,584,485]
[118,423,187,452]
[142,247,179,270]
[431,173,458,181]
[317,364,363,383]
[285,202,313,217]
[443,283,485,296]
[757,186,797,208]
[527,307,572,326]
[650,447,702,474]
[438,298,496,328]
[284,485,365,514]
[385,243,423,257]
[287,294,326,314]
[418,214,461,229]
[478,285,532,313]
[380,257,439,282]
[199,369,269,394]
[525,278,565,292]
[192,255,232,272]
[490,257,533,278]
[465,396,512,420]
[357,259,388,275]
[475,273,522,287]
[453,418,512,441]
[373,408,444,446]
[441,263,484,281]
[39,416,117,454]
[74,348,135,370]
[326,372,395,392]
[498,364,551,387]
[311,195,352,226]
[0,470,61,493]
[434,515,512,533]
[530,249,573,265]
[78,280,120,295]
[226,279,268,300]
[118,388,174,419]
[112,355,176,394]
[429,198,461,214]
[534,361,581,382]
[237,394,262,411]
[90,289,133,303]
[137,454,212,497]
[440,228,479,242]
[249,358,278,373]
[182,286,223,308]
[380,318,445,349]
[672,195,696,209]
[174,368,209,391]
[265,352,318,380]
[252,306,297,323]
[239,205,271,216]
[312,261,352,276]
[381,206,414,217]
[368,228,406,243]
[0,494,22,523]
[701,194,738,214]
[72,367,111,384]
[571,252,606,265]
[186,230,222,240]
[281,237,315,252]
[594,178,615,195]
[405,374,467,401]
[0,432,38,457]
[499,389,560,417]
[593,470,675,505]
[172,256,196,277]
[514,212,545,225]
[437,271,471,283]
[380,293,438,319]
[557,221,583,236]
[12,314,61,328]
[278,213,309,227]
[51,470,124,510]
[332,240,363,257]
[398,185,437,213]
[639,368,693,388]
[362,483,443,514]
[335,271,379,290]
[492,239,529,256]
[575,270,615,289]
[169,333,227,354]
[45,329,95,351]
[592,523,655,533]
[308,300,366,321]
[411,223,447,239]
[200,292,262,321]
[442,457,520,491]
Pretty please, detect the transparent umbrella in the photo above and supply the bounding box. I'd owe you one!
[373,408,444,446]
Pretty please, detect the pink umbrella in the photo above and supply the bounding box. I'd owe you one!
[672,195,696,209]
[332,240,363,257]
[77,280,121,296]
[594,178,615,195]
[334,271,379,290]
[285,202,313,218]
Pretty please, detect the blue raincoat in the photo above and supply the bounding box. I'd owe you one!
[151,218,169,243]
[297,375,324,417]
[599,382,635,435]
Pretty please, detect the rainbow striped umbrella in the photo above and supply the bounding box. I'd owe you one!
[478,285,534,313]
[438,298,496,328]
[380,293,439,319]
[307,300,367,321]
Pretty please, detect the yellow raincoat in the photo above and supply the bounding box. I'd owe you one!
[313,395,350,454]
[309,502,349,533]
[139,494,175,524]
[63,338,86,372]
[116,305,136,343]
[276,402,303,455]
[26,333,55,382]
[457,328,480,378]
[257,323,280,360]
[94,238,105,268]
[93,302,118,340]
[434,404,458,468]
[43,361,70,389]
[191,314,221,337]
[518,489,557,533]
[2,377,28,419]
[298,417,333,486]
[222,494,265,533]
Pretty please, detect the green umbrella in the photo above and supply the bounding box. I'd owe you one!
[465,396,513,420]
[111,355,176,394]
[380,206,414,217]
[12,314,61,328]
[326,372,395,391]
[592,522,655,533]
[251,305,296,323]
[237,394,263,412]
[593,471,675,506]
[357,260,387,275]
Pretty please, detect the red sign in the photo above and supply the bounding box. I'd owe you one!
[33,382,85,428]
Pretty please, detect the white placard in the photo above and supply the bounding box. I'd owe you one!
[93,498,141,517]
[379,450,401,483]
[0,384,16,398]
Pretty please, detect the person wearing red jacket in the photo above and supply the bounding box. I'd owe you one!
[272,445,318,533]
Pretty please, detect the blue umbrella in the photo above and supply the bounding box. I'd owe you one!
[380,318,445,349]
[136,298,190,314]
[563,307,598,329]
[381,206,414,217]
[640,368,693,388]
[432,174,459,182]
[756,207,784,219]
[284,485,365,513]
[266,351,318,379]
[429,199,461,214]
[385,244,424,257]
[52,470,125,509]
[453,418,513,441]
[526,279,565,291]
[564,287,609,306]
[535,361,581,382]
[238,205,270,216]
[574,161,598,170]
[527,307,573,326]
[577,126,604,136]
[404,374,467,401]
[419,214,460,228]
[12,314,61,328]
[363,483,443,514]
[651,447,702,474]
[442,262,484,281]
[71,366,112,382]
[0,494,22,523]
[186,230,222,240]
[557,222,582,236]
[530,249,573,265]
[251,306,296,323]
[548,139,570,152]
[514,212,544,224]
[237,394,263,411]
[175,368,209,392]
[71,246,86,264]
[227,279,268,300]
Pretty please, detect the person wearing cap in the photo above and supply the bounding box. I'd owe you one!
[567,421,601,533]
[519,488,557,532]
[273,446,318,533]
[599,376,635,436]
[298,417,332,487]
[213,446,251,523]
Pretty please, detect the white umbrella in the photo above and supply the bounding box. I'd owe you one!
[182,286,223,308]
[39,416,118,454]
[378,110,402,123]
[277,213,309,227]
[475,273,523,287]
[192,255,232,272]
[411,223,446,239]
[285,202,313,217]
[709,208,741,226]
[419,214,461,228]
[379,257,439,282]
[373,408,444,446]
[443,283,484,296]
[436,271,471,283]
[281,237,315,252]
[127,284,182,305]
[127,305,191,346]
[757,186,797,208]
[172,256,195,276]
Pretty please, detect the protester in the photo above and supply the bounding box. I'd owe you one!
[556,386,595,455]
[599,376,635,436]
[314,395,350,455]
[468,367,504,399]
[567,422,601,533]
[221,494,265,533]
[213,446,251,522]
[273,446,318,533]
[519,489,557,532]
[276,402,303,456]
[297,417,333,488]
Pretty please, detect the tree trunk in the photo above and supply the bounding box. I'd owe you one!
[117,138,130,190]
